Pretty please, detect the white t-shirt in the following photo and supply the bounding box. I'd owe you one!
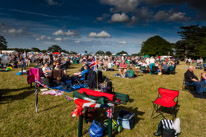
[42,67,50,75]
[150,58,155,64]
[146,58,150,65]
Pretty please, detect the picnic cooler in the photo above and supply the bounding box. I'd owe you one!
[117,110,135,130]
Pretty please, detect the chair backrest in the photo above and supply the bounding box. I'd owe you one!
[27,68,41,83]
[158,88,179,101]
[140,66,146,71]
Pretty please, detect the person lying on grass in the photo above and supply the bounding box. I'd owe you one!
[185,66,205,95]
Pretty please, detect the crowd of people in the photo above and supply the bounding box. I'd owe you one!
[0,51,178,77]
[2,50,206,96]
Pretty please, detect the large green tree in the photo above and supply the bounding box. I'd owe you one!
[175,25,206,58]
[105,51,112,56]
[31,47,40,52]
[0,36,8,50]
[140,35,172,56]
[96,50,104,55]
[47,45,62,52]
[116,51,128,55]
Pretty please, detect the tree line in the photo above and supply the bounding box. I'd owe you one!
[0,37,129,55]
[140,25,206,59]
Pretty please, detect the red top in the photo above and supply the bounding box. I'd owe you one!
[119,62,127,68]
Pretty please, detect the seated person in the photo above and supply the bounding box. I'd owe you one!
[124,67,134,78]
[107,62,114,71]
[42,63,51,77]
[71,64,89,85]
[162,62,168,74]
[103,59,109,71]
[168,63,174,73]
[185,66,205,94]
[49,62,66,86]
[201,68,206,84]
[119,60,128,77]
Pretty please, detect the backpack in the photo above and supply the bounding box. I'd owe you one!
[89,120,105,137]
[154,119,177,137]
[106,81,113,93]
[103,119,122,133]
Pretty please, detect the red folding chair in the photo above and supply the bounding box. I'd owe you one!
[151,88,179,119]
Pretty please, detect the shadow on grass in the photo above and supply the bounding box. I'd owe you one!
[38,103,66,113]
[152,105,180,120]
[0,87,33,96]
[0,89,34,104]
[81,106,144,136]
[68,66,80,69]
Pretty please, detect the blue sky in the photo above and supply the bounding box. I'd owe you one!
[0,0,206,54]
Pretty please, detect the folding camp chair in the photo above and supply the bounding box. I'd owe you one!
[203,64,206,69]
[182,73,195,91]
[74,73,88,85]
[140,66,147,73]
[151,88,179,119]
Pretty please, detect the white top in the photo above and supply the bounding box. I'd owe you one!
[150,58,155,64]
[42,67,50,75]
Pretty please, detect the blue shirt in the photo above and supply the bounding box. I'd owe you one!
[80,69,89,76]
[163,64,168,70]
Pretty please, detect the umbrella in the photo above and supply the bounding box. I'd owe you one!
[144,55,150,58]
[53,52,60,55]
[35,86,38,112]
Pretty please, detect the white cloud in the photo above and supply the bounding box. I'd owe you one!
[88,32,97,37]
[154,10,190,22]
[46,0,62,6]
[168,12,189,21]
[8,28,23,34]
[53,29,78,36]
[97,31,111,38]
[53,30,65,35]
[100,0,140,12]
[88,31,111,38]
[74,40,80,44]
[55,37,62,41]
[36,35,52,41]
[111,13,130,22]
[118,41,127,44]
[65,30,75,36]
[96,13,110,21]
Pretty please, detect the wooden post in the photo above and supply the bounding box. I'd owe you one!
[85,108,88,124]
[78,115,83,137]
[35,84,38,113]
[108,117,112,137]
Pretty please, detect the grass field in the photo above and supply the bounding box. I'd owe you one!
[1,62,206,137]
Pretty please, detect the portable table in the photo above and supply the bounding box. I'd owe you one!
[72,98,115,137]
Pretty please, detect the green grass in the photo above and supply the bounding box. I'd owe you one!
[0,62,206,137]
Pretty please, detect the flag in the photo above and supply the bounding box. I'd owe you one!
[64,95,72,101]
[89,57,97,71]
[106,107,114,118]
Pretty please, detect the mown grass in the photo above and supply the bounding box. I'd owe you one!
[0,62,206,137]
